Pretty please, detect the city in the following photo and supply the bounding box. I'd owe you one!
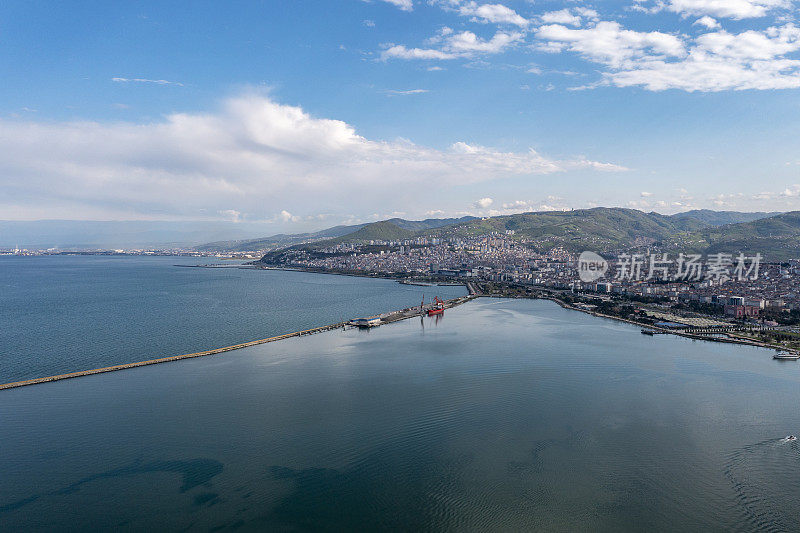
[255,230,800,349]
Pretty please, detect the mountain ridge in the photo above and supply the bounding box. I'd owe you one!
[670,209,782,226]
[255,208,800,261]
[195,216,476,252]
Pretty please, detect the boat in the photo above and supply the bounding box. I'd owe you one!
[773,351,800,360]
[349,317,382,328]
[427,296,445,316]
[787,435,797,441]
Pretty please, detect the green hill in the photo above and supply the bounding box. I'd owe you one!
[195,216,476,252]
[329,220,414,243]
[384,216,475,232]
[670,209,780,226]
[702,211,800,260]
[423,207,706,252]
[255,208,800,263]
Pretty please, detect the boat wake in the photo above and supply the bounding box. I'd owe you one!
[724,438,800,532]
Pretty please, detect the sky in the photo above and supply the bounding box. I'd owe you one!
[2,0,800,235]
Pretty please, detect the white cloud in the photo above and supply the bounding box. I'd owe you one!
[457,2,529,27]
[380,0,413,11]
[218,209,241,222]
[448,141,625,172]
[0,93,624,221]
[381,45,457,60]
[417,0,800,93]
[383,10,525,62]
[383,29,523,60]
[384,88,430,95]
[709,192,745,206]
[537,21,800,91]
[447,30,524,53]
[112,77,184,86]
[781,184,800,196]
[537,203,570,212]
[574,8,601,21]
[473,197,494,208]
[693,16,721,29]
[541,9,583,27]
[645,0,792,19]
[536,22,686,69]
[433,0,529,26]
[501,200,534,211]
[279,210,301,222]
[697,26,800,59]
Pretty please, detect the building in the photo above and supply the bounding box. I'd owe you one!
[724,305,760,318]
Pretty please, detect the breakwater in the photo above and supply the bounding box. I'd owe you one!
[0,294,476,391]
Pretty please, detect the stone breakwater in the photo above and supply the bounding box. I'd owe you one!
[0,294,477,391]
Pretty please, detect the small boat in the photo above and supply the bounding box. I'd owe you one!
[786,435,797,441]
[773,351,800,360]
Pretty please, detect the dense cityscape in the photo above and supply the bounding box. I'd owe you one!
[259,233,794,305]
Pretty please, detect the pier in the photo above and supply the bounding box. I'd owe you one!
[0,294,477,391]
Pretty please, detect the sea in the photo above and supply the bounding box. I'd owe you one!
[2,256,800,531]
[0,255,466,383]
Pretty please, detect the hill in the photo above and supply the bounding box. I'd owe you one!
[420,208,706,252]
[329,220,414,242]
[384,216,476,232]
[257,208,800,262]
[194,223,366,253]
[702,211,800,260]
[670,209,780,226]
[195,216,475,252]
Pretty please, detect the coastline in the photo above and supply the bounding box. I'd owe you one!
[531,294,789,353]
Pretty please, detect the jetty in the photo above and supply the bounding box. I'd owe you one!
[0,293,477,392]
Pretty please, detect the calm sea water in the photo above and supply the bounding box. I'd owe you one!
[0,255,465,382]
[2,296,800,531]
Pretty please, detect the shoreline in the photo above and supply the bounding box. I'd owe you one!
[530,294,789,353]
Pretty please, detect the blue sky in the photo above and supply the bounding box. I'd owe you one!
[2,0,800,232]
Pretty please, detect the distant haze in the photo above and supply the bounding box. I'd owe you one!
[0,220,278,249]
